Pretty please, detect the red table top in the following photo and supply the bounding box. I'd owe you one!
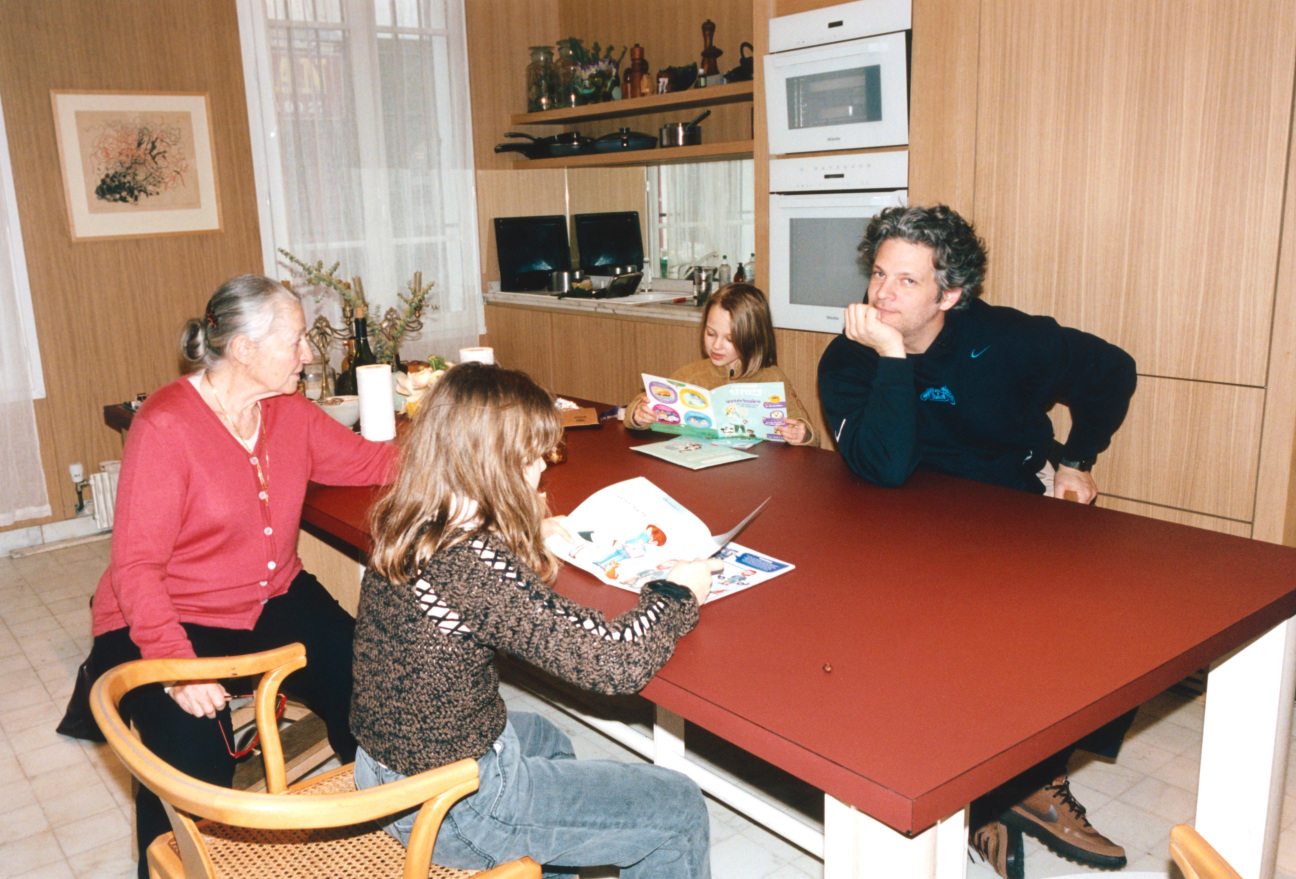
[303,419,1296,835]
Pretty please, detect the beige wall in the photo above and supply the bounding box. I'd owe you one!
[0,0,263,531]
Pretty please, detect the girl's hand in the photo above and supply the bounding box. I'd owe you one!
[776,418,809,445]
[169,681,230,719]
[542,515,574,543]
[665,557,723,605]
[630,398,658,428]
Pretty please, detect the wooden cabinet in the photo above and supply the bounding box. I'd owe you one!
[906,0,1296,539]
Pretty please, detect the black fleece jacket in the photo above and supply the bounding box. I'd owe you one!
[817,298,1137,494]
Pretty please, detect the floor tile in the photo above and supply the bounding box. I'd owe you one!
[0,829,66,874]
[1118,777,1198,825]
[51,806,131,856]
[64,836,137,879]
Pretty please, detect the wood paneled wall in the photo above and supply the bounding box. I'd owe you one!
[0,0,263,531]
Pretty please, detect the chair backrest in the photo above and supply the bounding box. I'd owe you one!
[1170,824,1245,879]
[89,643,484,878]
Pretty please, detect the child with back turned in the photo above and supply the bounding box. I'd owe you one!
[625,283,819,446]
[351,361,717,878]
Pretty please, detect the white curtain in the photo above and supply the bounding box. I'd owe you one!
[238,0,482,366]
[649,160,754,280]
[0,85,51,526]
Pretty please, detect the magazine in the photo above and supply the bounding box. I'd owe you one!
[632,437,758,470]
[640,373,793,441]
[545,477,789,603]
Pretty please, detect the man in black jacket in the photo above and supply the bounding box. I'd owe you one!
[818,205,1138,879]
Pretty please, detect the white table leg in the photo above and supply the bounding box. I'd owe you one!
[1197,618,1296,879]
[824,797,968,879]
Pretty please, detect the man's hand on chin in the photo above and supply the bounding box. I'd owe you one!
[843,303,906,358]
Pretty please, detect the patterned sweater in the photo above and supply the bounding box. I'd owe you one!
[351,533,700,777]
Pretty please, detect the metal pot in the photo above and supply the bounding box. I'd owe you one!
[594,127,658,153]
[659,110,710,148]
[494,131,594,159]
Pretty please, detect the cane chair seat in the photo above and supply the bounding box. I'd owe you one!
[90,642,539,879]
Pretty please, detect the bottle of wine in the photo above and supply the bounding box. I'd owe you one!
[352,307,377,370]
[333,307,374,396]
[334,338,357,395]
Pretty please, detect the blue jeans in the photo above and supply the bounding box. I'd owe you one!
[355,712,710,879]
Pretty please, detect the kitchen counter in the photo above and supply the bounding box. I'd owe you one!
[484,289,702,324]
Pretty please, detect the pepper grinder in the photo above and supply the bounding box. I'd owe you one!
[699,20,723,88]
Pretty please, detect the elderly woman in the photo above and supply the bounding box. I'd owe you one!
[87,274,395,877]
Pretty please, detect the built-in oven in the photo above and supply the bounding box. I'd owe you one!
[764,0,911,156]
[767,150,907,333]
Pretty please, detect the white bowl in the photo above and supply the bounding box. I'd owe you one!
[317,395,360,428]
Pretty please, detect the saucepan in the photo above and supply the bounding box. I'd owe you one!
[659,110,710,148]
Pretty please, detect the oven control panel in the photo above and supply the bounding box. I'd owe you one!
[769,150,908,193]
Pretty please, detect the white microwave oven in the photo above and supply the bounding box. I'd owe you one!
[767,151,908,334]
[765,31,910,156]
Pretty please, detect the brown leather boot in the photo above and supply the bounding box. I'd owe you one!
[970,820,1023,879]
[1002,772,1127,869]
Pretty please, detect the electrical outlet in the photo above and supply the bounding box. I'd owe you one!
[68,462,84,484]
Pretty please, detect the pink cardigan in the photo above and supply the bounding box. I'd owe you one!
[92,376,396,658]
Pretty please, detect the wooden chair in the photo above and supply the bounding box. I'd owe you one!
[1170,824,1244,879]
[89,642,540,879]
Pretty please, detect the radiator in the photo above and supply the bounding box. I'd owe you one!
[91,461,121,530]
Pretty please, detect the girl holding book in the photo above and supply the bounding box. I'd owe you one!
[351,362,718,879]
[624,283,819,446]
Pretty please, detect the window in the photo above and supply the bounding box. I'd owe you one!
[239,0,482,362]
[647,160,754,282]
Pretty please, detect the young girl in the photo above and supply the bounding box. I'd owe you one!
[351,362,717,879]
[625,283,819,446]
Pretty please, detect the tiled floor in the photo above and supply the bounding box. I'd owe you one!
[3,536,1296,879]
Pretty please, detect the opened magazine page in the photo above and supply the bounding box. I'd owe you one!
[641,373,792,442]
[546,477,790,603]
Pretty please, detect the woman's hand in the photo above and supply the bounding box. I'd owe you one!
[665,557,723,605]
[775,418,809,445]
[542,515,574,543]
[169,681,230,719]
[630,398,658,428]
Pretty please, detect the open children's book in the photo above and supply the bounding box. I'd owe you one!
[545,476,793,603]
[640,373,792,442]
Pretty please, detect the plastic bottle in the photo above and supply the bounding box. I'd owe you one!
[719,255,732,285]
[744,253,756,284]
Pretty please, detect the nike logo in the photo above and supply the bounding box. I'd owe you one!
[971,347,990,358]
[1022,804,1060,823]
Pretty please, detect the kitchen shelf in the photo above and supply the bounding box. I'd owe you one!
[509,81,754,126]
[508,140,754,169]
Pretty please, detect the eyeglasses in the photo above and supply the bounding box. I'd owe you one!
[219,692,287,759]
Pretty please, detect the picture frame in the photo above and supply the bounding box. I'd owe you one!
[50,91,221,241]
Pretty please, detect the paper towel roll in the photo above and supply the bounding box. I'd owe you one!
[357,364,396,441]
[458,346,495,365]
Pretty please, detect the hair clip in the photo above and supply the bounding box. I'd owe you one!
[204,307,218,329]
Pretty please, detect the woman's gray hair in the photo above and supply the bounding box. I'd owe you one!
[857,205,988,311]
[180,274,299,371]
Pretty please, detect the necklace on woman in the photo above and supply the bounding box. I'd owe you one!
[204,371,270,503]
[205,371,260,444]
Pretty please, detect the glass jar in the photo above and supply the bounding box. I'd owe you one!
[525,45,556,113]
[554,39,581,108]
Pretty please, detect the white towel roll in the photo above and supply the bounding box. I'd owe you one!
[357,364,396,441]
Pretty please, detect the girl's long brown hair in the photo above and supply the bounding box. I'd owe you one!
[700,283,779,378]
[368,362,563,585]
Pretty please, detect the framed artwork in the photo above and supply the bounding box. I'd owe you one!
[50,91,221,241]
